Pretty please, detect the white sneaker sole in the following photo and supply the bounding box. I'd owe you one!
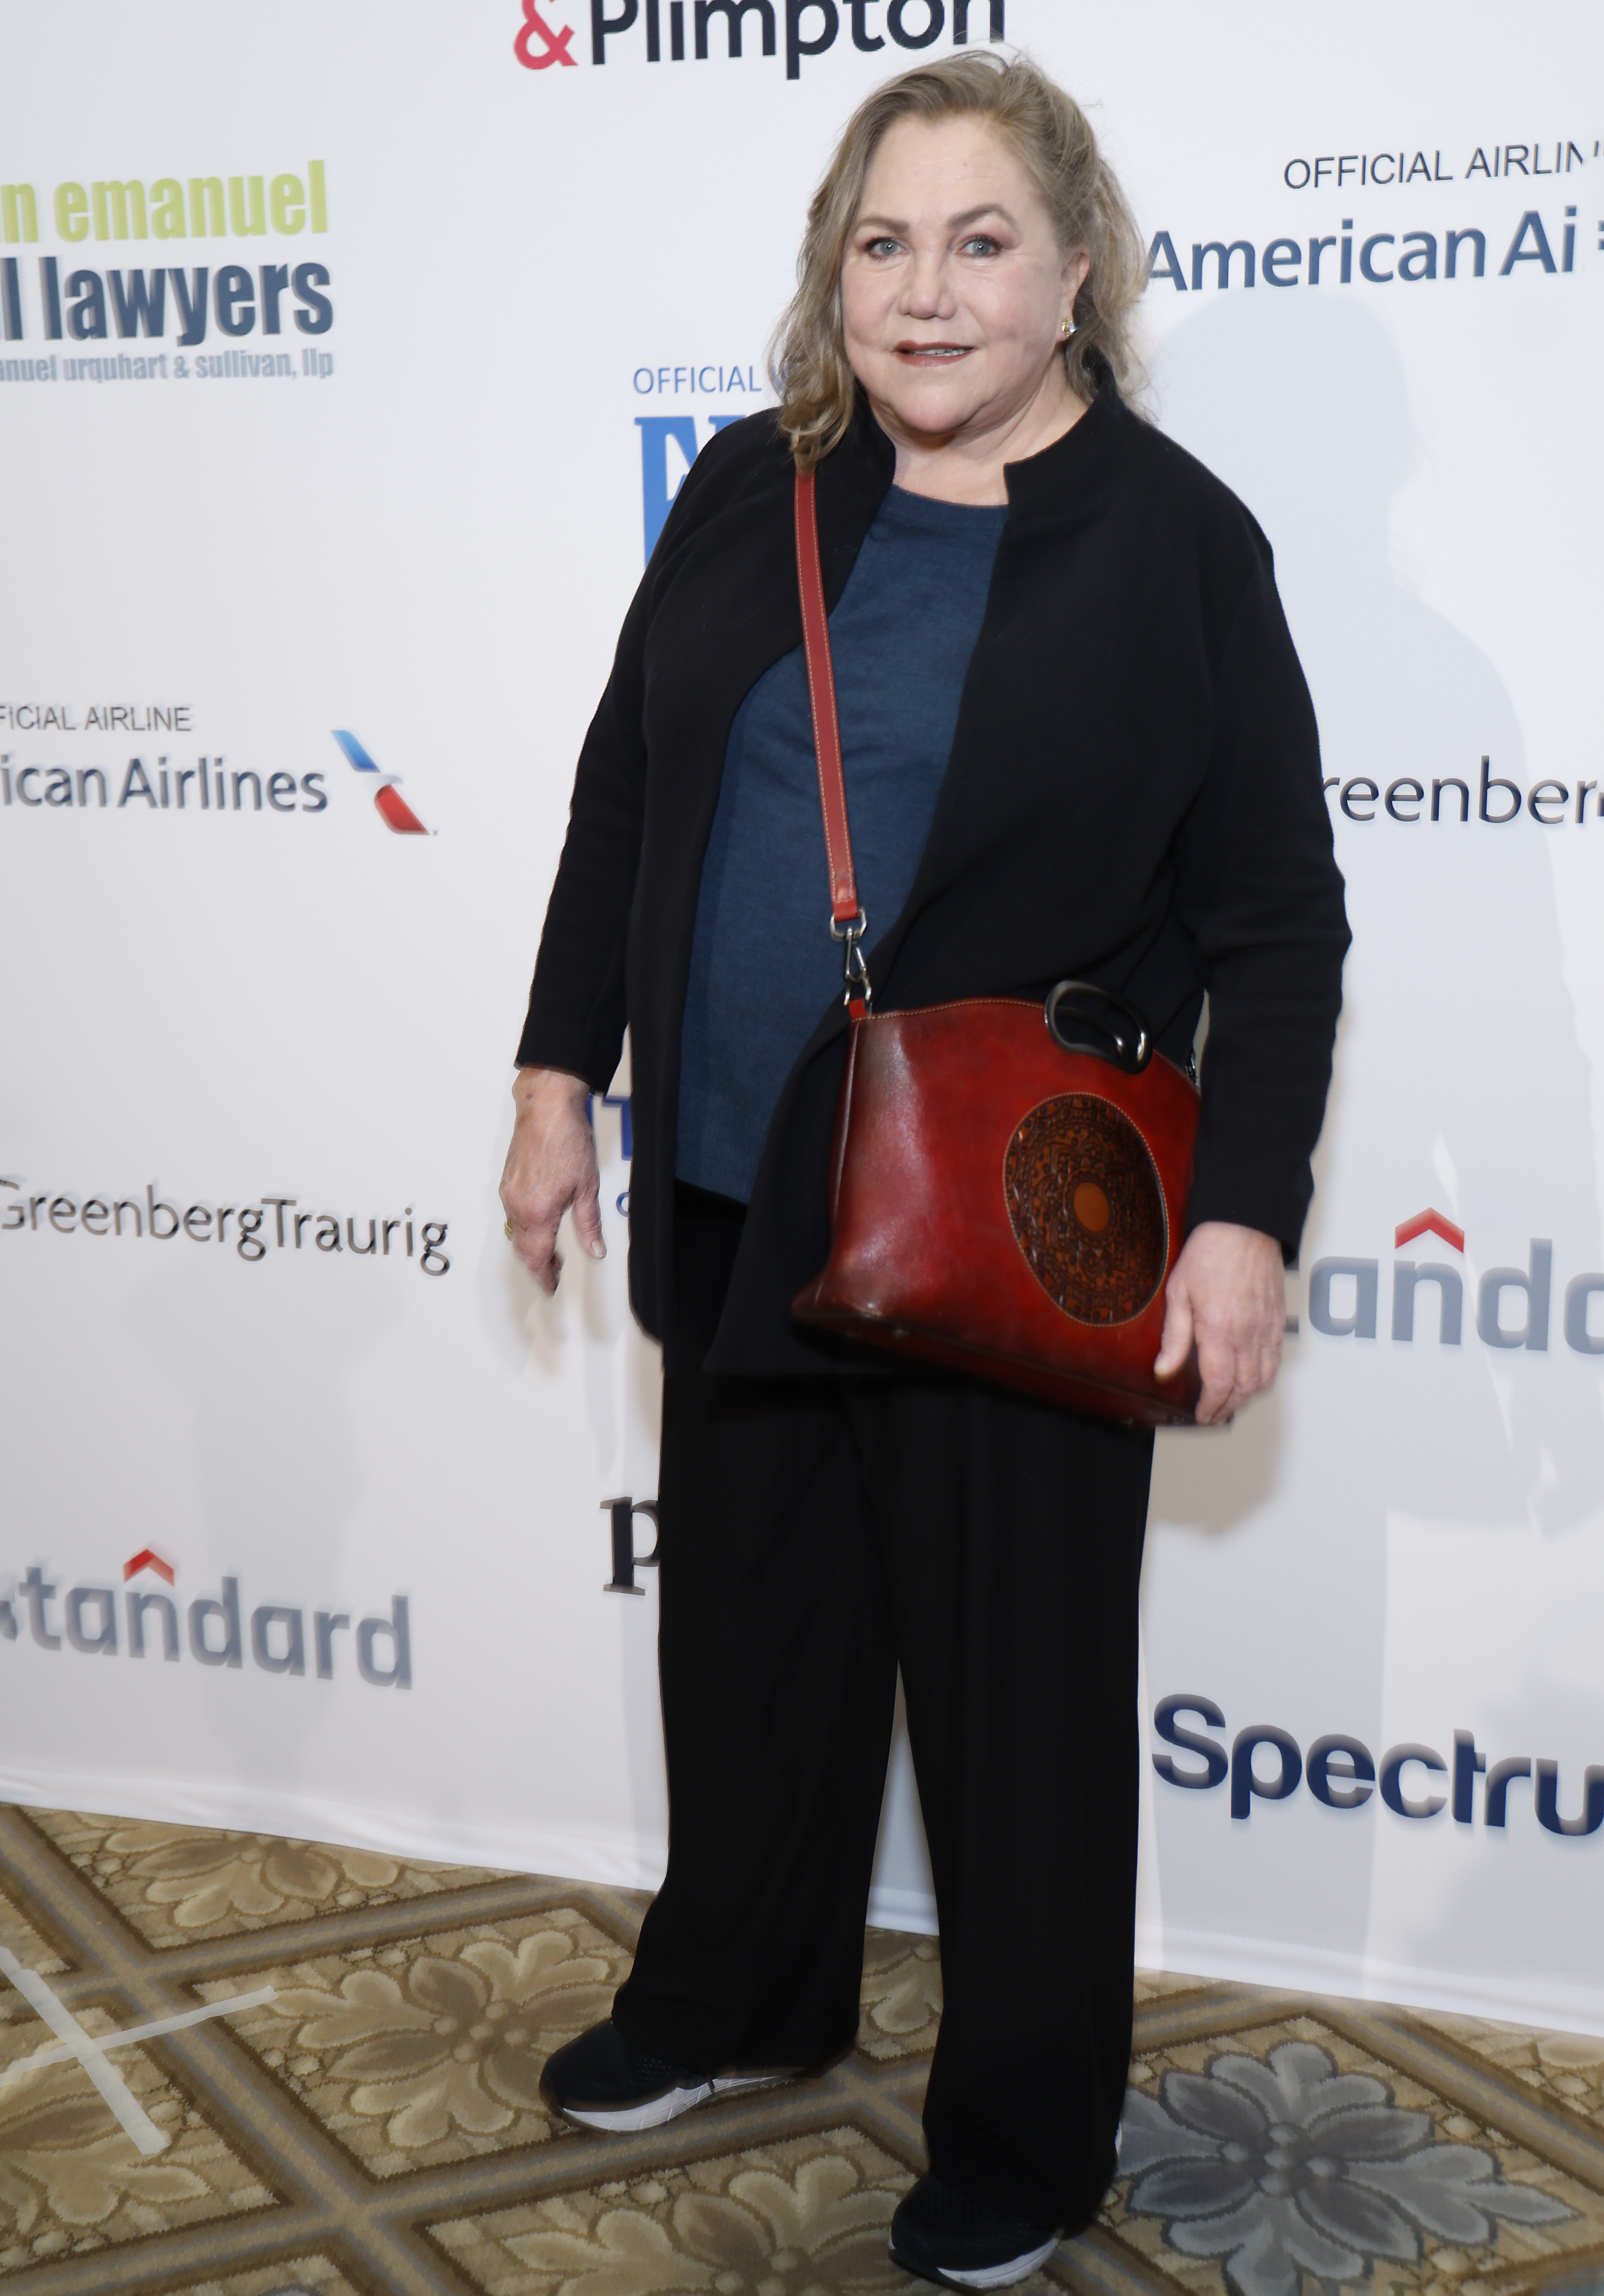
[890,2232,1060,2289]
[559,2071,790,2133]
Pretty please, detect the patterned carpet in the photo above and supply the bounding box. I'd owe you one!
[0,1804,1601,2296]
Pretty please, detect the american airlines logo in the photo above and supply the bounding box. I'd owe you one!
[331,730,429,834]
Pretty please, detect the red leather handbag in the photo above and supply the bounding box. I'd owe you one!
[787,469,1203,1426]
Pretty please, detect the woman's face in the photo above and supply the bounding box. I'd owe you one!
[840,115,1089,449]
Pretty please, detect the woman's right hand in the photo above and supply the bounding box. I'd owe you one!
[499,1067,605,1295]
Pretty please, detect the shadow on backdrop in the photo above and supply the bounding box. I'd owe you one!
[129,1246,403,1798]
[1140,286,1602,1968]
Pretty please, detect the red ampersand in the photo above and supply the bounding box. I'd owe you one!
[514,0,577,67]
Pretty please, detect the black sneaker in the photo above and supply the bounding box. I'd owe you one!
[888,2173,1060,2290]
[540,2017,795,2132]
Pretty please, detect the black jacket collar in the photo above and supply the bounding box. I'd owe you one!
[822,351,1126,533]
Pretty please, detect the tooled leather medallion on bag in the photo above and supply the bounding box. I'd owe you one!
[1003,1094,1169,1326]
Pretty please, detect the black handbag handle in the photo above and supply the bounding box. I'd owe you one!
[1045,979,1153,1074]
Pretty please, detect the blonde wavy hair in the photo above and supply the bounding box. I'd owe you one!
[770,51,1147,471]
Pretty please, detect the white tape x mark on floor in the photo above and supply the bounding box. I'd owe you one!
[0,1944,275,2156]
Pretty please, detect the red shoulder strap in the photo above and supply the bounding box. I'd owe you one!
[794,467,860,927]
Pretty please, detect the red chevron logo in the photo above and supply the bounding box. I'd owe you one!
[123,1549,175,1584]
[1394,1208,1464,1253]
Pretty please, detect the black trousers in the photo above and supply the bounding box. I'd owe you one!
[612,1187,1154,2231]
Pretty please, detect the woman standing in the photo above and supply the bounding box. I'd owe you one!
[502,52,1346,2291]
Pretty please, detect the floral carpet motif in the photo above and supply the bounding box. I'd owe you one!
[26,1812,506,1948]
[1417,2013,1604,2143]
[431,2128,914,2295]
[153,2267,360,2296]
[0,2003,275,2268]
[855,1936,942,2064]
[1113,2029,1580,2296]
[0,1802,1600,2296]
[198,1911,630,2176]
[0,1900,64,1986]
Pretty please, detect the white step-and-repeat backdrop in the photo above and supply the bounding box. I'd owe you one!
[2,0,1601,2033]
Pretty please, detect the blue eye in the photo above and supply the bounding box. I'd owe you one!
[961,235,1000,257]
[866,237,901,258]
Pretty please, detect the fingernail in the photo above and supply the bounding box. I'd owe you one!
[588,1240,606,1258]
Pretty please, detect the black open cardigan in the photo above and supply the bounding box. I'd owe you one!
[516,366,1349,1375]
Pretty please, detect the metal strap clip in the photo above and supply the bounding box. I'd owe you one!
[831,908,871,1008]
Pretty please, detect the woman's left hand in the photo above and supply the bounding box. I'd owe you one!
[1154,1221,1286,1425]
